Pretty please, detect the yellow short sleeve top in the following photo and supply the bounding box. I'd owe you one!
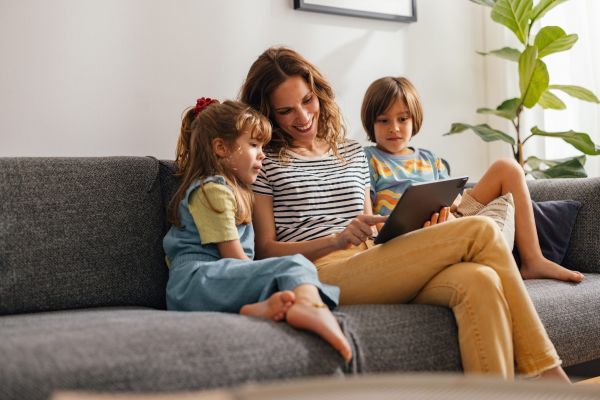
[188,182,239,244]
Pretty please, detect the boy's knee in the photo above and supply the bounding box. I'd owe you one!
[492,158,523,178]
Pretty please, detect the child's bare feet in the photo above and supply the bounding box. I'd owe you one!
[520,257,584,283]
[240,291,295,321]
[286,300,352,362]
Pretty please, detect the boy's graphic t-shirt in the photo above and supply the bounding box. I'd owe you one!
[364,146,448,216]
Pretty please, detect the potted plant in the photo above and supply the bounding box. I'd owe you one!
[446,0,600,178]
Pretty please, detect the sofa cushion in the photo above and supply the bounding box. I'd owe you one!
[0,305,461,400]
[525,274,600,367]
[0,157,168,315]
[513,200,581,266]
[527,178,600,273]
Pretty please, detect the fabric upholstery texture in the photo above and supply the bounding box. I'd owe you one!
[514,200,581,266]
[527,178,600,273]
[0,157,168,315]
[0,305,461,400]
[525,274,600,367]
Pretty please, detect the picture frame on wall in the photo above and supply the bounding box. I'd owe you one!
[293,0,417,23]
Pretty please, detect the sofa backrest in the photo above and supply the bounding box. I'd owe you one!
[528,177,600,273]
[0,157,168,315]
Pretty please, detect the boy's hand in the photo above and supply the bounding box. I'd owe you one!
[423,207,455,228]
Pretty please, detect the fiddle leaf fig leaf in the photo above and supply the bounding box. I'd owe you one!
[530,126,600,155]
[491,0,532,45]
[549,85,600,103]
[538,90,566,109]
[470,0,497,6]
[477,98,521,119]
[530,0,569,23]
[519,46,549,108]
[535,26,578,58]
[526,155,587,178]
[477,47,521,61]
[445,123,515,145]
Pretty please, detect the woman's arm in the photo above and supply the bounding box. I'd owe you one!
[253,193,386,261]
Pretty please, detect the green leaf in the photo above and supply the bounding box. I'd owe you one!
[530,0,569,23]
[519,46,549,108]
[445,123,515,145]
[526,156,587,178]
[525,154,585,169]
[477,98,521,119]
[549,85,600,103]
[530,126,600,155]
[538,90,566,109]
[491,0,533,45]
[470,0,497,6]
[477,47,521,62]
[534,26,578,58]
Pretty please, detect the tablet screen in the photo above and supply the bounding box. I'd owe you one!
[374,176,469,244]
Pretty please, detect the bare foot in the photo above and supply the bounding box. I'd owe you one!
[240,291,295,322]
[540,366,571,383]
[520,257,584,283]
[286,300,352,362]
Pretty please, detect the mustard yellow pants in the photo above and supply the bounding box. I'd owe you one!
[314,216,560,378]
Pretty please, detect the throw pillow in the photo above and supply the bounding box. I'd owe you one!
[455,191,516,250]
[513,199,581,265]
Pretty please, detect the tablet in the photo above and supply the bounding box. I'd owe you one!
[374,176,469,244]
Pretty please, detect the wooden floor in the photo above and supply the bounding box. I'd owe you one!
[576,376,600,384]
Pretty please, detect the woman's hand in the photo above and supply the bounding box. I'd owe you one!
[333,214,388,249]
[423,206,455,228]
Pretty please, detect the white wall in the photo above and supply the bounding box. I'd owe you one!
[0,0,492,179]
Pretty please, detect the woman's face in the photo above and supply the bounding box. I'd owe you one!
[269,75,320,144]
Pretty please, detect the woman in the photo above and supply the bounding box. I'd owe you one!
[239,46,569,381]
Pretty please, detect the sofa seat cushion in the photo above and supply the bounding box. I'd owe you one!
[525,273,600,367]
[0,304,461,400]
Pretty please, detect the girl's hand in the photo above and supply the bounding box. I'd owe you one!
[423,207,455,228]
[333,214,388,249]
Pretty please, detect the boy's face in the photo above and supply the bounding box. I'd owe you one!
[373,98,414,156]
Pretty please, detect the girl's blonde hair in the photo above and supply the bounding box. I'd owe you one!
[361,76,424,142]
[169,100,272,227]
[239,46,346,160]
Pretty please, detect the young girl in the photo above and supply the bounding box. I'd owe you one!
[164,98,352,362]
[361,76,583,283]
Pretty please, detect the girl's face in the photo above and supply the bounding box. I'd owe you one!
[373,98,414,156]
[223,129,265,185]
[269,75,320,145]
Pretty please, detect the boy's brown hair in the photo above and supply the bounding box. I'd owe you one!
[361,76,423,142]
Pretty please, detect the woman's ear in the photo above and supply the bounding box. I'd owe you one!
[212,138,228,158]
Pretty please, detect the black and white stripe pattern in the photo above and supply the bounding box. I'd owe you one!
[253,140,369,242]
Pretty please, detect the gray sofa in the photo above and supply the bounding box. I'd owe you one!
[1,156,599,400]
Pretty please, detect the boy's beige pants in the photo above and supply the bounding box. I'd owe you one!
[314,216,560,379]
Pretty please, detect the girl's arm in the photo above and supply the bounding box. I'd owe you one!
[253,191,386,261]
[216,240,250,260]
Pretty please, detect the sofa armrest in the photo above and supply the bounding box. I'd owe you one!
[527,178,600,273]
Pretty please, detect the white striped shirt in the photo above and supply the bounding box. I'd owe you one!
[252,140,370,242]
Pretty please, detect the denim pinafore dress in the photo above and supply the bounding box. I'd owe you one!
[163,176,339,312]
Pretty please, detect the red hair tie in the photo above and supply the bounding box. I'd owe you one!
[193,97,219,116]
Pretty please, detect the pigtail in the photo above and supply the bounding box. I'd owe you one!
[174,108,196,177]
